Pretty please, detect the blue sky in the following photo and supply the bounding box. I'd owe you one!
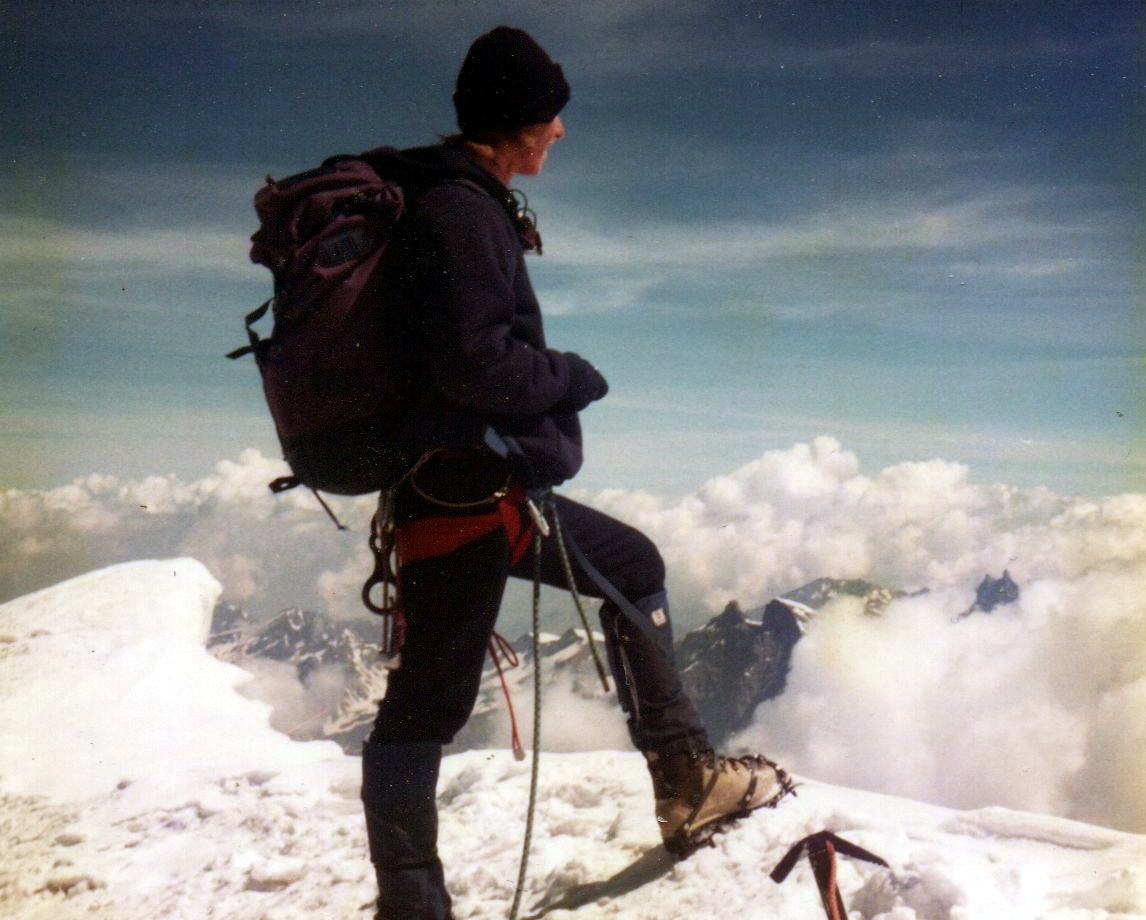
[2,0,1142,497]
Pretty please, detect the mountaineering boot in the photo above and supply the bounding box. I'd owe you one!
[361,741,453,920]
[646,749,795,858]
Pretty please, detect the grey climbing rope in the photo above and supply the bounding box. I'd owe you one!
[506,494,625,918]
[551,504,612,693]
[508,528,544,920]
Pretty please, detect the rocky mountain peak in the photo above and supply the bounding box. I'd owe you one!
[956,571,1021,619]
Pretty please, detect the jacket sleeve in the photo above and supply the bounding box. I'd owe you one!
[399,185,574,415]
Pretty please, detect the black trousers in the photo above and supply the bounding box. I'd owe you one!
[369,453,709,755]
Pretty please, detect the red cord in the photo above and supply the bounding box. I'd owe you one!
[488,632,525,760]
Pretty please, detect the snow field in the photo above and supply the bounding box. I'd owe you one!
[8,749,1144,920]
[1,559,1143,919]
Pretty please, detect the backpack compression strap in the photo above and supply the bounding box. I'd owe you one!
[225,298,273,362]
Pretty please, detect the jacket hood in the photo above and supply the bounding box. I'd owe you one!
[358,143,508,199]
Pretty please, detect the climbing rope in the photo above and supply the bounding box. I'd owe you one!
[506,493,638,917]
[550,504,611,693]
[508,527,545,920]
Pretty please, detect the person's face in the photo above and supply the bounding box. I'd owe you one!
[510,116,565,177]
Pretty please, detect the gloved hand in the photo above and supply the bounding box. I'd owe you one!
[553,352,609,413]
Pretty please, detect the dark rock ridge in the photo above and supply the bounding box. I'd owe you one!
[209,605,376,680]
[676,599,805,745]
[208,599,794,753]
[208,573,1007,753]
[956,570,1021,619]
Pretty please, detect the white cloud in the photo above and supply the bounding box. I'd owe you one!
[582,436,1144,616]
[5,439,1144,626]
[541,186,1102,281]
[736,563,1146,832]
[6,435,1143,632]
[0,215,256,280]
[4,184,1075,292]
[0,450,375,616]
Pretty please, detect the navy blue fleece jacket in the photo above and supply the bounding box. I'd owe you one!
[362,143,601,486]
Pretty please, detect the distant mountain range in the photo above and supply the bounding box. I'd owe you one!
[208,574,1018,754]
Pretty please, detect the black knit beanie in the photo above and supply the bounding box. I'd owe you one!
[454,26,570,137]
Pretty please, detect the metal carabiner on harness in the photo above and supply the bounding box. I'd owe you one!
[524,493,551,538]
[362,489,405,664]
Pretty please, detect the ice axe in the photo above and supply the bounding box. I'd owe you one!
[770,831,889,920]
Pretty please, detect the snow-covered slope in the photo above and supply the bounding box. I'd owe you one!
[0,559,342,802]
[1,560,1143,919]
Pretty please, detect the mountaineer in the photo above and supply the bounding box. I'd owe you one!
[355,27,794,919]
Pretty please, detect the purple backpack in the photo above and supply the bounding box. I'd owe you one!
[230,156,410,496]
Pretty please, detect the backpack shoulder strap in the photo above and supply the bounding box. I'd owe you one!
[409,176,542,253]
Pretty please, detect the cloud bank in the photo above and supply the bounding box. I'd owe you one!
[0,450,376,619]
[4,439,1142,627]
[583,437,1144,614]
[736,564,1145,833]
